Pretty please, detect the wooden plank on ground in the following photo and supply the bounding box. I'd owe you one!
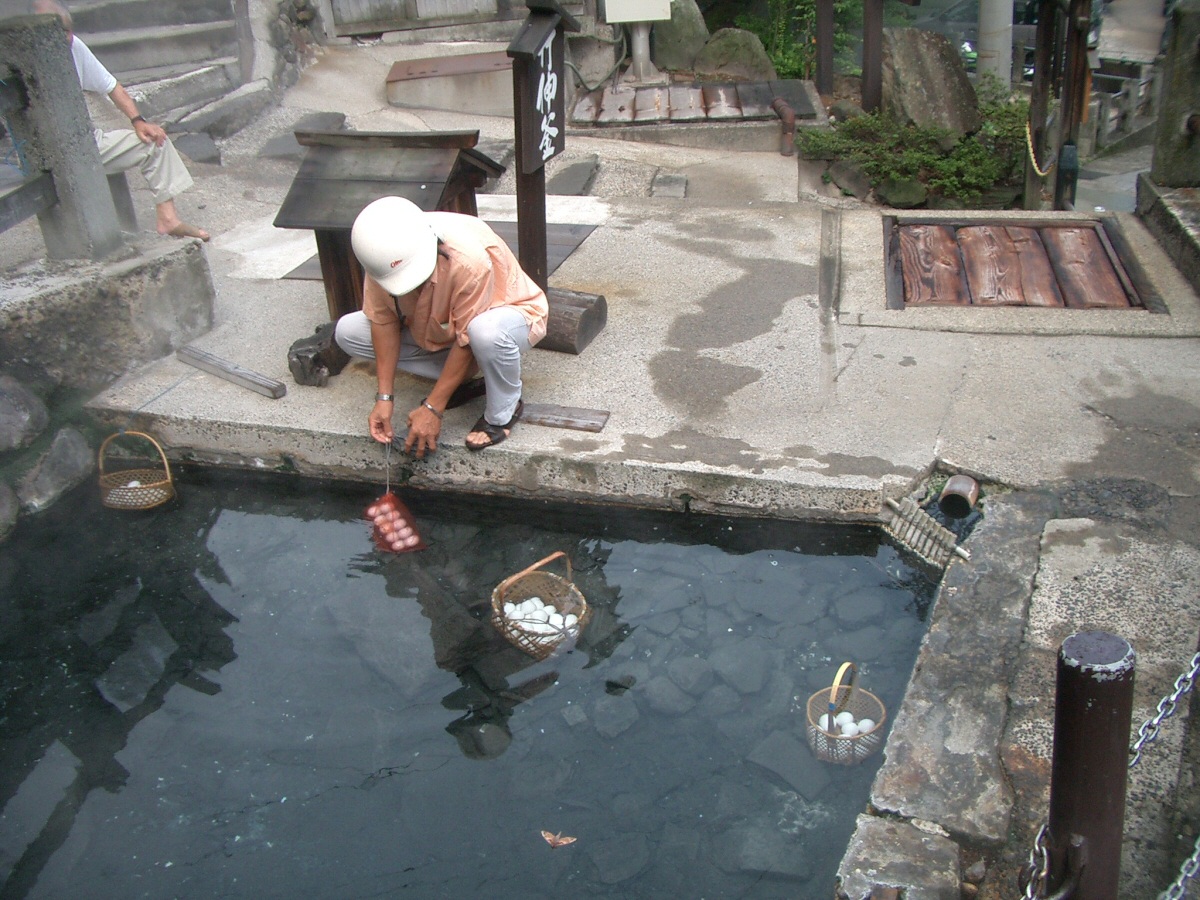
[668,85,706,122]
[571,89,602,125]
[1040,225,1131,308]
[177,346,288,398]
[634,87,669,123]
[1005,226,1064,307]
[957,226,1017,305]
[522,402,608,432]
[702,84,741,119]
[770,79,818,118]
[736,81,777,119]
[899,224,970,306]
[595,85,637,125]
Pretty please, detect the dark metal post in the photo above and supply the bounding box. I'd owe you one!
[861,0,883,112]
[1046,631,1135,899]
[816,0,834,96]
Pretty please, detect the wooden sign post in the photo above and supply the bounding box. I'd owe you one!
[507,0,580,292]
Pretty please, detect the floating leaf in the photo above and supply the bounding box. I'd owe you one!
[540,830,577,848]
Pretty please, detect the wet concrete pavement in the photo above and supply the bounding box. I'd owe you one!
[5,35,1200,898]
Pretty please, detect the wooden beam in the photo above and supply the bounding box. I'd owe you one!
[293,129,480,150]
[0,173,56,235]
[541,287,606,355]
[176,346,288,398]
[522,402,608,432]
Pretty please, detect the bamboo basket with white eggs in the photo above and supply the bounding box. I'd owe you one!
[491,552,591,661]
[805,662,887,765]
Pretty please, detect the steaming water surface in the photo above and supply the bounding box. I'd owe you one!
[0,471,935,898]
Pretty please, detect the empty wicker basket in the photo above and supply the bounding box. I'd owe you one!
[98,431,175,511]
[491,551,591,661]
[805,662,887,766]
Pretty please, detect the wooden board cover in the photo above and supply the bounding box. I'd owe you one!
[1040,226,1131,308]
[899,224,970,306]
[957,225,1063,307]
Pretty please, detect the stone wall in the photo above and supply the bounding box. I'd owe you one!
[0,241,214,543]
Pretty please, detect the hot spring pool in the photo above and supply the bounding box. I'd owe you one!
[0,470,935,898]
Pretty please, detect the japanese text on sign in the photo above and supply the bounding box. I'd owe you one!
[535,35,559,162]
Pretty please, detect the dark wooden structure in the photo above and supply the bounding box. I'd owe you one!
[273,129,503,321]
[884,216,1161,311]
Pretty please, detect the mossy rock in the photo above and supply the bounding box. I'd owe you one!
[877,176,927,209]
[693,28,777,81]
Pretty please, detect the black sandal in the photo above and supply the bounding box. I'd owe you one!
[466,400,523,451]
[446,377,486,410]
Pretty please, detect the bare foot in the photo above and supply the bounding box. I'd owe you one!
[162,222,210,242]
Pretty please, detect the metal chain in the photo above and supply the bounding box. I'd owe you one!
[1160,832,1200,900]
[1024,822,1051,900]
[1131,651,1200,767]
[1025,119,1055,178]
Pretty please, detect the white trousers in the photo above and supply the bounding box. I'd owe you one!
[334,306,531,426]
[94,127,193,205]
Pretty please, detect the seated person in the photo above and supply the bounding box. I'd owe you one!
[32,0,209,241]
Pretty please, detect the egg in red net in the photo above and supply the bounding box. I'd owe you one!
[364,491,427,553]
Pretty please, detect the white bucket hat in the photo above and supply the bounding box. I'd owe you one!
[351,196,438,296]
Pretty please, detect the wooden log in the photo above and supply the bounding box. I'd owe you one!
[177,346,287,399]
[1040,226,1131,308]
[539,287,607,355]
[899,224,970,306]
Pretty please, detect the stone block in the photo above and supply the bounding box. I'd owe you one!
[837,814,961,900]
[0,376,49,452]
[651,0,710,72]
[15,427,93,513]
[693,28,777,83]
[881,28,981,139]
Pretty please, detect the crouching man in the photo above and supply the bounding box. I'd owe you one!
[335,196,548,457]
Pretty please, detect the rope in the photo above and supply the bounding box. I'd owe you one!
[1025,119,1055,177]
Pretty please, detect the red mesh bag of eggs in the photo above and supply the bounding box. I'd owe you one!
[365,491,426,554]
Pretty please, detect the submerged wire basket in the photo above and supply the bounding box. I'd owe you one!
[98,431,175,510]
[805,662,887,766]
[491,551,591,661]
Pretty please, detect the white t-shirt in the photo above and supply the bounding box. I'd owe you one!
[69,34,117,96]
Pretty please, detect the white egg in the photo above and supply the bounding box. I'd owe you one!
[818,714,831,731]
[857,718,876,734]
[840,722,860,737]
[526,596,542,607]
[834,711,855,728]
[548,612,565,629]
[127,479,141,487]
[504,602,516,616]
[564,613,578,628]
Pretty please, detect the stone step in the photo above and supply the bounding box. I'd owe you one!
[121,58,241,123]
[81,22,239,78]
[69,0,235,33]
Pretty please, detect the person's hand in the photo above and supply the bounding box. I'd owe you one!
[133,118,167,147]
[404,404,442,458]
[369,400,394,444]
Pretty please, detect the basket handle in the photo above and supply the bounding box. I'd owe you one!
[827,661,858,720]
[495,551,573,603]
[98,430,173,481]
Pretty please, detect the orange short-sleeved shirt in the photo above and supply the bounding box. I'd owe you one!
[361,213,547,350]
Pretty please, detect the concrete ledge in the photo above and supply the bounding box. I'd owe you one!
[1136,173,1200,299]
[80,402,915,523]
[0,240,214,391]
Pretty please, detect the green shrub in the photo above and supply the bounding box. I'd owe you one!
[796,96,1030,204]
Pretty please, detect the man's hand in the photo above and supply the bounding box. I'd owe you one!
[369,400,395,444]
[403,404,442,458]
[132,117,167,147]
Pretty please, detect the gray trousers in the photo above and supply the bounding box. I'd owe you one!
[334,307,530,426]
[94,127,193,205]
